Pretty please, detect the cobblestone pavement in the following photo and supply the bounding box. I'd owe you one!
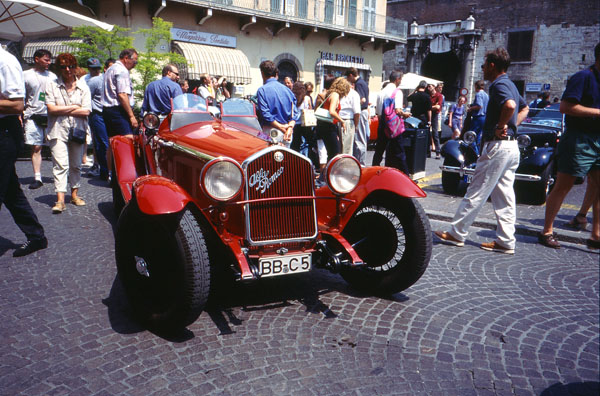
[1,159,598,396]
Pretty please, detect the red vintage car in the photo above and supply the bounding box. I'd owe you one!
[111,94,432,331]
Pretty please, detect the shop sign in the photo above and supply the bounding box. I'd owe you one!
[319,51,364,64]
[171,28,236,48]
[525,82,542,92]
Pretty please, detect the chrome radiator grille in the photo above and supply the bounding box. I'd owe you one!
[244,148,316,244]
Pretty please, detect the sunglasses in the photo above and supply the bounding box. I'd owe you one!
[171,71,179,76]
[60,65,76,70]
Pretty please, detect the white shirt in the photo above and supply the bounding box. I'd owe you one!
[376,83,403,115]
[101,60,133,107]
[197,85,211,99]
[339,88,361,120]
[0,47,24,119]
[23,68,57,118]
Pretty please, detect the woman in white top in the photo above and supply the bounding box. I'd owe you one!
[45,53,91,213]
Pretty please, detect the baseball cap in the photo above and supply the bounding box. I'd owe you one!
[87,58,102,68]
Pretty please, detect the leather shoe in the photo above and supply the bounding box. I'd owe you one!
[538,232,560,249]
[434,230,464,246]
[13,237,48,257]
[587,238,600,250]
[29,180,43,189]
[52,201,66,213]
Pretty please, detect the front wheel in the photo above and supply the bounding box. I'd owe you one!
[115,201,211,331]
[340,195,432,295]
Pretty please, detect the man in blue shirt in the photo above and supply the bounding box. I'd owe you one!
[256,60,299,144]
[85,58,113,181]
[467,80,489,154]
[141,64,183,116]
[435,47,528,255]
[540,42,600,250]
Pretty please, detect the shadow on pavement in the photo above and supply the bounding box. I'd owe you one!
[97,201,118,231]
[0,235,20,257]
[33,194,58,207]
[540,381,599,396]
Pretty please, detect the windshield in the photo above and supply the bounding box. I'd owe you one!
[220,98,265,138]
[524,105,563,128]
[221,98,256,116]
[170,94,214,130]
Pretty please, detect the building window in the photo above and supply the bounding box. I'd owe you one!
[507,30,534,62]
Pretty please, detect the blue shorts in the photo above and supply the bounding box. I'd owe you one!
[556,129,600,178]
[103,106,133,137]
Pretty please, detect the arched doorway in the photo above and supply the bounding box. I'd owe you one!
[421,51,460,101]
[277,59,298,84]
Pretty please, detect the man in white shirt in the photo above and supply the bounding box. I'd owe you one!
[23,49,57,189]
[338,85,361,155]
[0,45,47,257]
[372,71,410,169]
[102,48,138,136]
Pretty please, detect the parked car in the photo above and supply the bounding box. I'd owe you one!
[110,94,432,331]
[439,103,563,204]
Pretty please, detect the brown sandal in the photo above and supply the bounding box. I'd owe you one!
[565,213,588,231]
[538,232,560,249]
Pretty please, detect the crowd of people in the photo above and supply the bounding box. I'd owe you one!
[1,43,598,257]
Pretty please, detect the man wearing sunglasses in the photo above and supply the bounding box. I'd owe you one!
[141,64,183,117]
[101,48,138,136]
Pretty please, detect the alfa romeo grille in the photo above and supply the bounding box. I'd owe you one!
[244,148,316,244]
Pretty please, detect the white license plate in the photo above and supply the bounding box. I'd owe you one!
[259,254,311,278]
[466,174,473,183]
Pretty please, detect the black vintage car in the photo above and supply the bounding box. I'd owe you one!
[440,103,563,205]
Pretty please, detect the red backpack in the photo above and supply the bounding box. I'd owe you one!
[383,88,405,139]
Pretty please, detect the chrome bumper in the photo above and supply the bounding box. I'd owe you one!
[439,165,542,182]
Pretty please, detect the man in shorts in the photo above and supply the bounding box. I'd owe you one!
[539,43,600,250]
[23,49,56,189]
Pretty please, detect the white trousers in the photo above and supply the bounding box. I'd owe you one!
[353,109,370,165]
[339,119,355,155]
[449,140,520,249]
[49,138,85,193]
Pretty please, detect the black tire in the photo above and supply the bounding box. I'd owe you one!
[340,194,432,295]
[115,201,210,331]
[111,159,125,217]
[515,161,554,205]
[442,158,462,196]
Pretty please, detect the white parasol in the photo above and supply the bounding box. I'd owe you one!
[0,0,113,41]
[398,72,442,90]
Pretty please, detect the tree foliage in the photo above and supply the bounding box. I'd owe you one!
[133,17,187,103]
[68,25,133,67]
[68,17,187,105]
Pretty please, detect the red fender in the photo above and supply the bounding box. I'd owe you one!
[316,166,426,231]
[133,175,193,215]
[110,136,138,203]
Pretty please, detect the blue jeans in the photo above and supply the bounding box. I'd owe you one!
[470,115,486,155]
[89,111,109,177]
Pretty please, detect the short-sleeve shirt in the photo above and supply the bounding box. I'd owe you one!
[102,60,134,108]
[482,74,527,141]
[85,73,104,113]
[377,83,403,115]
[0,47,24,119]
[407,90,432,121]
[431,92,443,114]
[339,88,361,119]
[23,68,57,118]
[561,66,600,132]
[141,77,183,115]
[472,90,489,116]
[46,77,92,142]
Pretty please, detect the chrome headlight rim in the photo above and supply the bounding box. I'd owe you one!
[326,154,362,195]
[463,130,477,145]
[200,157,244,202]
[517,134,531,149]
[142,113,160,130]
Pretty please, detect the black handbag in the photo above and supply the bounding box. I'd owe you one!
[68,127,87,144]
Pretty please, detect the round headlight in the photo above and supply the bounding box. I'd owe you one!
[201,158,243,201]
[143,113,160,130]
[517,134,531,149]
[270,128,284,145]
[327,155,361,194]
[463,130,477,145]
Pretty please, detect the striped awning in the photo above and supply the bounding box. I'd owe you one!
[22,38,83,64]
[172,41,251,85]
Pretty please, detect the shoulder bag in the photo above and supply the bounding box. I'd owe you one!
[314,94,334,124]
[59,85,87,144]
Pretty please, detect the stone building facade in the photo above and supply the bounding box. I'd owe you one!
[385,0,600,103]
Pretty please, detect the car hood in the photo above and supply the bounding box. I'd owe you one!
[158,120,271,163]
